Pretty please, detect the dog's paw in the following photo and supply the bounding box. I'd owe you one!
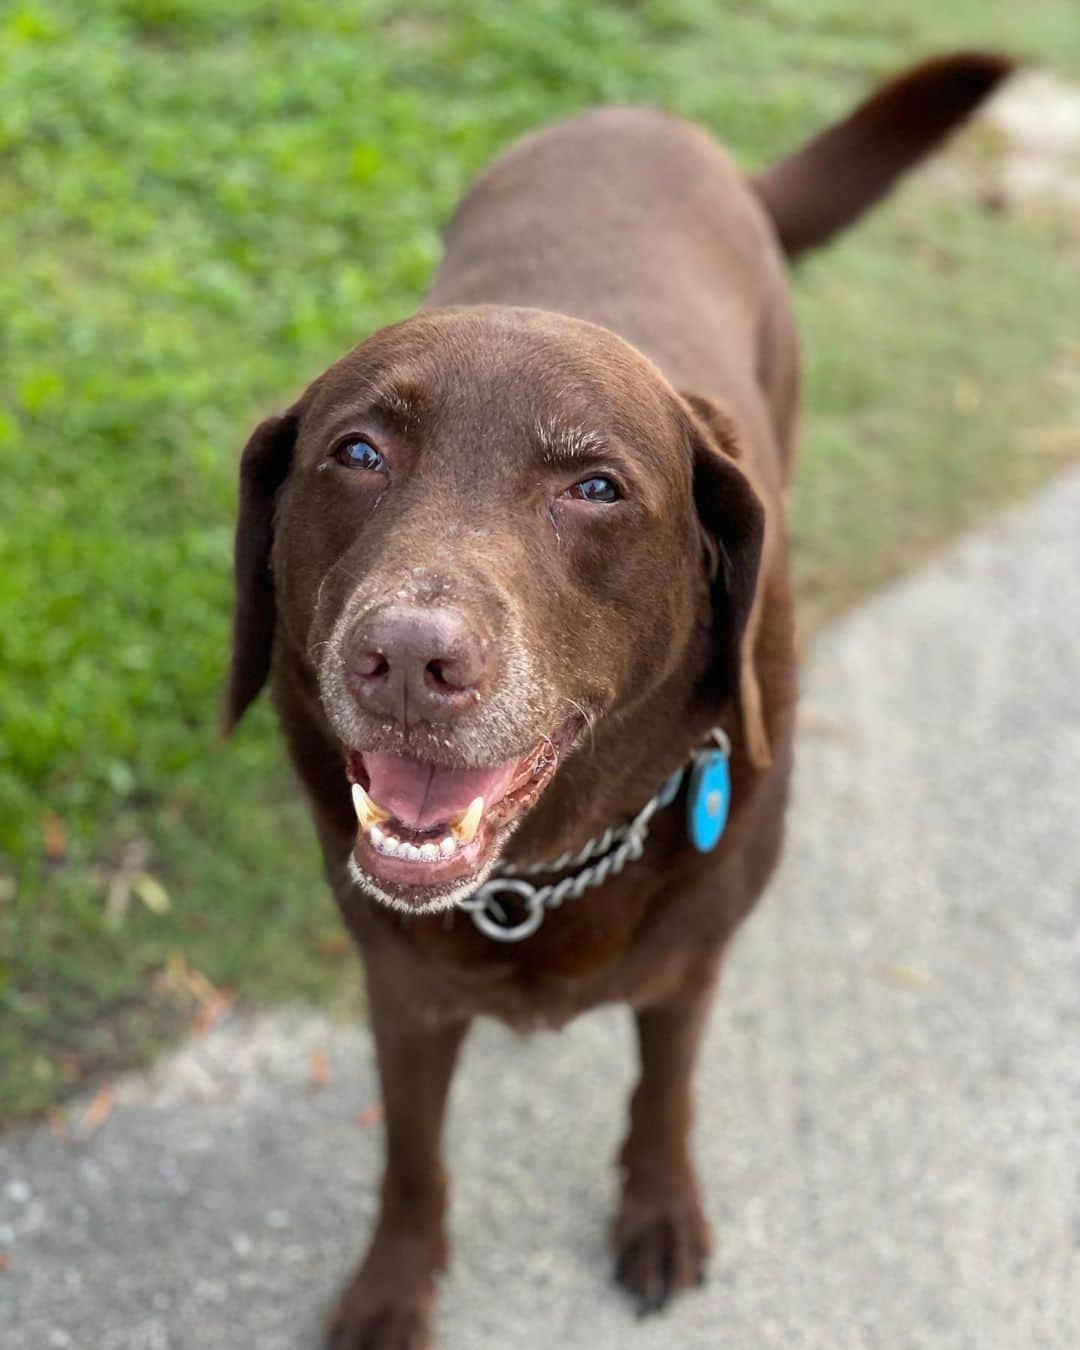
[612,1186,711,1315]
[327,1271,433,1350]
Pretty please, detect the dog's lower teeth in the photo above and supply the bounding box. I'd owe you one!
[367,825,463,864]
[363,804,486,865]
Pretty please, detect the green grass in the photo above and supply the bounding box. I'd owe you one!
[2,0,1078,1122]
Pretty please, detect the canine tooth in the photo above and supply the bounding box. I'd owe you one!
[351,783,389,829]
[453,796,484,845]
[419,842,439,862]
[400,842,422,861]
[438,836,457,857]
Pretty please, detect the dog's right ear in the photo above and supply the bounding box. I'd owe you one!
[223,407,300,735]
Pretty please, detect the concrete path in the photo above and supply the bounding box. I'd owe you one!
[3,471,1079,1350]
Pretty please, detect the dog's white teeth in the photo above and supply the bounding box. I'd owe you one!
[352,783,389,829]
[453,796,484,844]
[365,818,467,864]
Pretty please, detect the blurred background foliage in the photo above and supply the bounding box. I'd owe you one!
[1,0,1078,1120]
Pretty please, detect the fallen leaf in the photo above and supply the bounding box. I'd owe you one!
[309,1047,331,1090]
[164,949,188,980]
[192,989,234,1036]
[185,966,220,1006]
[56,1053,81,1081]
[42,812,67,862]
[81,1084,114,1134]
[798,708,848,741]
[355,1102,384,1129]
[878,963,933,992]
[315,932,352,960]
[104,873,132,927]
[102,839,156,927]
[159,949,196,994]
[132,872,170,915]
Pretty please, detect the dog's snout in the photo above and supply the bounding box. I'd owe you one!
[345,604,492,724]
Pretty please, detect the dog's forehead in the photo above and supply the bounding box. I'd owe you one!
[308,307,677,443]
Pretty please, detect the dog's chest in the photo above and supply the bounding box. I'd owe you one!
[373,871,710,1029]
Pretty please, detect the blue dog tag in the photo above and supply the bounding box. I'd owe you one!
[687,750,731,852]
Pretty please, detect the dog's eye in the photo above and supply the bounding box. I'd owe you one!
[564,475,619,504]
[336,438,385,471]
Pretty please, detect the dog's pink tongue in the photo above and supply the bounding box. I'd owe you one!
[362,753,517,830]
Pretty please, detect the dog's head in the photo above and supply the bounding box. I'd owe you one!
[226,306,766,912]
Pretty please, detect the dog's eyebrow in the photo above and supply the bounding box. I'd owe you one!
[319,382,425,440]
[367,381,424,425]
[534,416,606,462]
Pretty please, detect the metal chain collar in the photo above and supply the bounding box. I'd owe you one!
[455,729,731,943]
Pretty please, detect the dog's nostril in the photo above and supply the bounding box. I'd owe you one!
[425,659,452,691]
[425,657,473,693]
[355,651,390,680]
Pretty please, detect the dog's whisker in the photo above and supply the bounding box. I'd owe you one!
[560,697,596,755]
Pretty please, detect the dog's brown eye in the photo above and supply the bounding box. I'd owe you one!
[336,438,385,471]
[565,476,619,504]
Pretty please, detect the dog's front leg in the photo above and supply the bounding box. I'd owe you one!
[613,957,720,1314]
[329,967,468,1350]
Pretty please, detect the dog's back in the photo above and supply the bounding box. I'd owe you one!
[428,105,795,477]
[429,51,1013,481]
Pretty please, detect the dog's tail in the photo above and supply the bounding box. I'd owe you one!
[750,51,1015,260]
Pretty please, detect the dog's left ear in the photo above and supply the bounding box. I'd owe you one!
[223,405,301,736]
[680,392,772,770]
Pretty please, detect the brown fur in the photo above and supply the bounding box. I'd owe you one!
[225,53,1012,1349]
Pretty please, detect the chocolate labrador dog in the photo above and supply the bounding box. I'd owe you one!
[225,51,1011,1349]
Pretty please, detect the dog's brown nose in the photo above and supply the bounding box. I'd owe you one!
[345,604,491,725]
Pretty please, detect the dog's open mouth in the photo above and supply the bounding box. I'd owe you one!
[345,717,582,907]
